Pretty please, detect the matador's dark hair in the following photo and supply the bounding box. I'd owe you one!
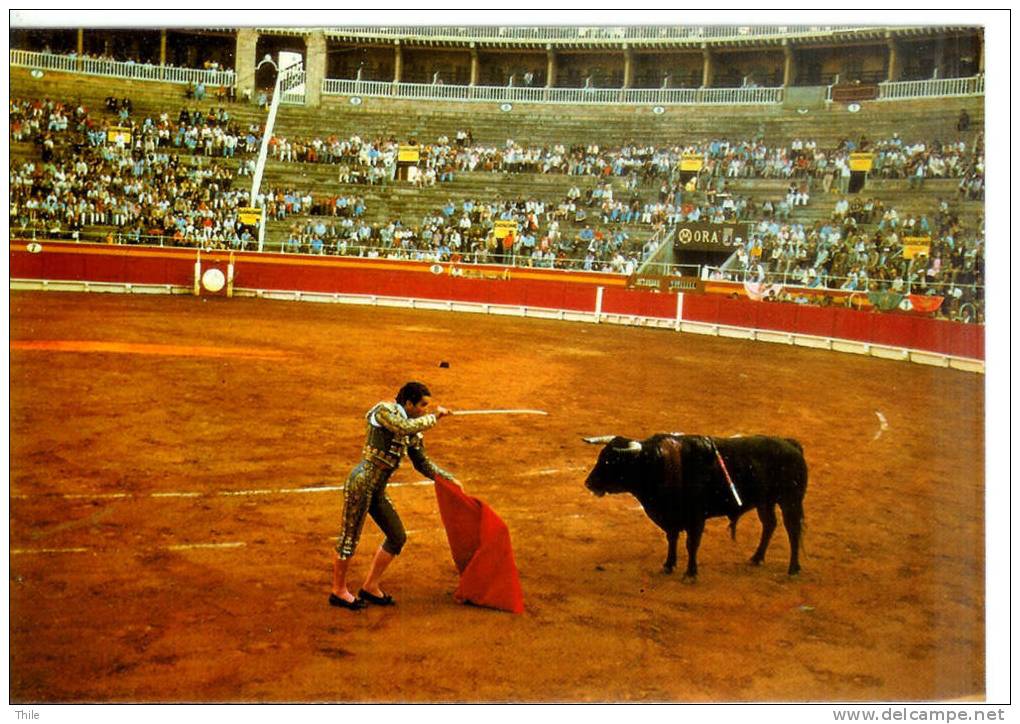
[396,381,431,406]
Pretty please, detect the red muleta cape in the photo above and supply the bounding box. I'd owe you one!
[433,476,525,614]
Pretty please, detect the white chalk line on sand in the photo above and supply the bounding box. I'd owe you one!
[12,541,247,555]
[10,464,593,556]
[11,464,590,502]
[166,542,246,551]
[873,411,890,441]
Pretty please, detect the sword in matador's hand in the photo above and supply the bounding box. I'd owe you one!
[447,409,549,417]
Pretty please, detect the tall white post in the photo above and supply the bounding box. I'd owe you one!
[193,250,202,296]
[594,286,604,324]
[251,65,291,252]
[257,208,267,252]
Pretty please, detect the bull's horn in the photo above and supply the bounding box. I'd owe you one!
[618,440,643,454]
[582,435,617,444]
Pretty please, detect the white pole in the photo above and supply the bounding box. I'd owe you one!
[250,71,284,202]
[594,286,604,324]
[257,208,267,253]
[193,250,201,296]
[675,291,684,332]
[251,63,291,252]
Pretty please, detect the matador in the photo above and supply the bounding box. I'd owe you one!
[329,381,459,610]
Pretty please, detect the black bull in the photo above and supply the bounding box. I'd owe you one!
[584,434,808,578]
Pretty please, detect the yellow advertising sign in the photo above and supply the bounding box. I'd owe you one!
[237,207,263,226]
[849,153,874,172]
[492,220,519,240]
[106,126,132,145]
[398,145,421,163]
[902,236,931,259]
[680,154,704,172]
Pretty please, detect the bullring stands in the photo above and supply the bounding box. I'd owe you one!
[9,65,984,320]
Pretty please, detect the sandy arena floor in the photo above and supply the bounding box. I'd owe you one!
[9,290,985,702]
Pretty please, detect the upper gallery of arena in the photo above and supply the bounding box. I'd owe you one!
[11,25,982,95]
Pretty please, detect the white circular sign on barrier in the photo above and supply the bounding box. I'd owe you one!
[202,267,226,293]
[499,103,513,112]
[350,96,363,105]
[652,106,666,114]
[797,108,810,114]
[429,264,444,275]
[847,102,861,113]
[30,69,44,79]
[26,243,43,253]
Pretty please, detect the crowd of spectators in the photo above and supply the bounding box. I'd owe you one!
[278,192,654,273]
[723,193,984,321]
[256,128,983,192]
[9,96,309,250]
[9,93,985,317]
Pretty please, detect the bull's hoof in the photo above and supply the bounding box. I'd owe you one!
[749,556,764,566]
[681,572,697,584]
[788,566,801,576]
[661,564,675,575]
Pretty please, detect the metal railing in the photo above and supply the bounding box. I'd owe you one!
[824,74,985,103]
[322,78,784,105]
[318,25,876,44]
[279,67,307,106]
[10,49,236,87]
[877,74,984,100]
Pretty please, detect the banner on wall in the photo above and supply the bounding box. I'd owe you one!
[398,145,421,164]
[743,278,784,302]
[106,126,133,145]
[849,153,875,172]
[625,274,699,293]
[237,207,263,226]
[680,154,704,172]
[868,290,904,311]
[902,236,932,259]
[900,295,944,314]
[673,222,747,253]
[492,220,519,240]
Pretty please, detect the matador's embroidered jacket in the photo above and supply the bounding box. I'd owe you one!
[362,401,452,480]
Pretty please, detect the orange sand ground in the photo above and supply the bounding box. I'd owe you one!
[10,339,290,359]
[9,290,985,702]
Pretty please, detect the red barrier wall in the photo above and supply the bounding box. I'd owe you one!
[602,287,677,319]
[9,241,983,361]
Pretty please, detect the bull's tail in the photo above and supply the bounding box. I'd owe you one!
[728,514,739,541]
[799,515,807,558]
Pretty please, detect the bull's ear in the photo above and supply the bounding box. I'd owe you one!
[582,435,617,444]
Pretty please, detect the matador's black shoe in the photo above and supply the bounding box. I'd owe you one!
[358,589,396,606]
[329,593,367,610]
